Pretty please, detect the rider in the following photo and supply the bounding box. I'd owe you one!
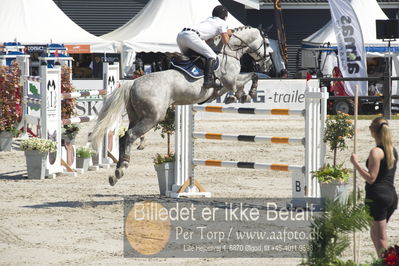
[177,5,232,89]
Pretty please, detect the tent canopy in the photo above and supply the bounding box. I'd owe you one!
[103,0,285,76]
[302,0,399,51]
[0,0,116,53]
[102,0,244,53]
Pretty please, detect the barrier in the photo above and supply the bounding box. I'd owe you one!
[18,64,63,176]
[170,86,329,207]
[16,55,120,177]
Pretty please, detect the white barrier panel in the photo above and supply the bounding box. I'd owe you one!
[18,54,121,176]
[99,62,120,165]
[42,66,63,175]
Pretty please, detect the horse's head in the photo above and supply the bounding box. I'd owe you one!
[213,27,273,73]
[230,27,273,73]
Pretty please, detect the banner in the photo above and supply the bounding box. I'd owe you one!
[328,0,368,96]
[64,44,91,54]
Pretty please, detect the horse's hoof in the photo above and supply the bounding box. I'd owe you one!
[137,145,145,150]
[240,95,251,103]
[224,96,237,104]
[109,175,118,186]
[115,168,124,179]
[249,91,257,99]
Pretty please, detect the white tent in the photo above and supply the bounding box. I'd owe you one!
[301,0,399,78]
[102,0,284,76]
[0,0,117,53]
[302,0,399,48]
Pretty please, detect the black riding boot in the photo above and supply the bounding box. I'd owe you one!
[203,58,215,89]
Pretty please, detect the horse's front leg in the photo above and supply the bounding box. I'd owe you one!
[136,135,146,150]
[235,73,258,103]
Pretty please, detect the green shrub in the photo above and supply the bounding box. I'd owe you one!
[153,153,175,165]
[313,163,350,184]
[76,146,93,158]
[20,138,57,153]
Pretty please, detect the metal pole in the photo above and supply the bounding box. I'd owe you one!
[353,85,359,264]
[383,40,392,119]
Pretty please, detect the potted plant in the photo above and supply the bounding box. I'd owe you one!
[0,61,22,151]
[315,112,354,203]
[153,106,175,195]
[304,199,371,265]
[76,146,93,171]
[20,138,57,179]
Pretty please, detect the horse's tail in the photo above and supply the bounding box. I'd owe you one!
[90,81,132,149]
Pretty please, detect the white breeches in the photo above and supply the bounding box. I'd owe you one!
[176,31,217,59]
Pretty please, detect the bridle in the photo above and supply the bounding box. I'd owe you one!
[225,29,271,63]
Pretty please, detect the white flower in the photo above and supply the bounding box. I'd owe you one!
[21,138,57,153]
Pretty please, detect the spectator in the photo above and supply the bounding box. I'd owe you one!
[351,117,398,257]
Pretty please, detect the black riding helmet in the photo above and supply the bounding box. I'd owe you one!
[212,5,228,20]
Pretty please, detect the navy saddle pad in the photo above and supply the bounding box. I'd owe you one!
[170,57,219,79]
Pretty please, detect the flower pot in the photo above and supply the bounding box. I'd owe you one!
[320,181,350,204]
[0,131,13,151]
[154,162,175,196]
[25,150,47,179]
[76,157,90,171]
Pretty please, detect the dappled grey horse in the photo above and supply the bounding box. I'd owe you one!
[91,26,273,186]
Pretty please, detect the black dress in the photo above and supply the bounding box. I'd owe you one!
[365,145,398,221]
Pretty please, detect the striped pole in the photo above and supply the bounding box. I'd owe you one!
[23,75,41,82]
[193,159,304,172]
[62,89,107,100]
[62,115,97,125]
[193,132,305,145]
[193,105,304,116]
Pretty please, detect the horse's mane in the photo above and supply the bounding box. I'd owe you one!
[212,26,253,42]
[210,26,257,53]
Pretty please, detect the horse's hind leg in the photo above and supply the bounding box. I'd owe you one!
[109,118,157,186]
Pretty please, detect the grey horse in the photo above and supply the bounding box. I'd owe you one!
[91,26,274,186]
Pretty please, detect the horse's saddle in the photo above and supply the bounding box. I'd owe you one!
[170,50,219,79]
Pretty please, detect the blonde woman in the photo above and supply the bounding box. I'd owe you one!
[351,117,398,256]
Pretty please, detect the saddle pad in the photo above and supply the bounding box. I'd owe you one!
[170,58,219,79]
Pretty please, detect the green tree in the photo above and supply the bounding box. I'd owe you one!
[324,112,355,167]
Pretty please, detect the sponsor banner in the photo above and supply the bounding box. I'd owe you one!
[328,0,368,96]
[72,79,104,116]
[197,79,318,120]
[64,44,91,54]
[72,79,318,119]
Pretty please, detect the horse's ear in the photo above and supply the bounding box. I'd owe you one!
[257,24,263,31]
